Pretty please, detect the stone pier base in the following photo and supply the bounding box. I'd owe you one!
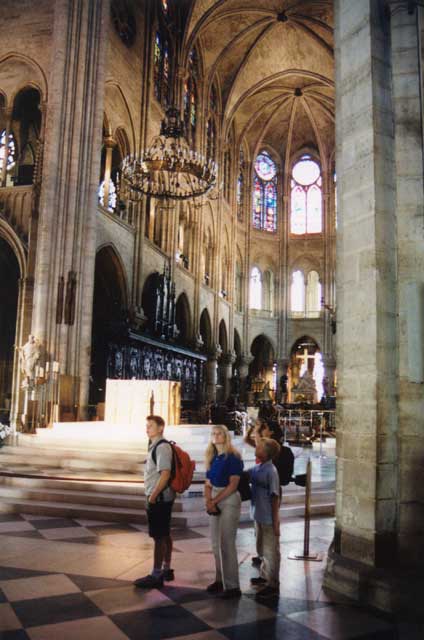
[324,545,424,618]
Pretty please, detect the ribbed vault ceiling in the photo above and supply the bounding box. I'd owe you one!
[185,0,334,165]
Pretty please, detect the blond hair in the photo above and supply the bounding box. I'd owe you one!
[205,424,241,470]
[261,437,281,462]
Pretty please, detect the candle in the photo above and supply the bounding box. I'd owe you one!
[46,362,50,373]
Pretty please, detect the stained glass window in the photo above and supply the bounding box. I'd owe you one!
[162,0,168,14]
[264,182,277,232]
[252,151,277,232]
[290,156,322,234]
[184,47,199,146]
[255,152,276,181]
[153,31,170,106]
[154,32,162,101]
[210,84,217,113]
[253,177,262,228]
[0,129,16,172]
[237,147,244,221]
[206,118,215,160]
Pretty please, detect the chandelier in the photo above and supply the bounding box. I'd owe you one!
[121,107,217,200]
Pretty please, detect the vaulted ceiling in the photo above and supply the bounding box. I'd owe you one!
[184,0,334,167]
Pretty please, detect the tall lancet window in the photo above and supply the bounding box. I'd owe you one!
[249,266,262,309]
[153,29,170,107]
[237,147,244,221]
[0,130,16,174]
[252,151,277,232]
[291,156,322,234]
[206,82,218,161]
[184,47,199,147]
[291,270,305,315]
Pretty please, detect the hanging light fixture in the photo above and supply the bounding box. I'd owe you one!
[121,107,217,201]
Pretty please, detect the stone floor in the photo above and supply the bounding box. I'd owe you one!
[0,513,420,639]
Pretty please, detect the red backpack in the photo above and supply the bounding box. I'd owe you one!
[151,439,196,494]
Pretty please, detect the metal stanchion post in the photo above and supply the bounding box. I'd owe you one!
[288,458,323,561]
[319,412,324,458]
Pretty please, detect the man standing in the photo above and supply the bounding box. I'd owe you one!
[134,415,175,588]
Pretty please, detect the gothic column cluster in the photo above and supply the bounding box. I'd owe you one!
[31,0,109,419]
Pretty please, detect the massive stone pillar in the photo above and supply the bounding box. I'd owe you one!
[388,0,424,571]
[325,0,424,614]
[31,0,109,420]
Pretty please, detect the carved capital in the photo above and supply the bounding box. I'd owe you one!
[221,350,236,366]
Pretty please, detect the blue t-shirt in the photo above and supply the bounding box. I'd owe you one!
[248,460,280,524]
[206,453,243,487]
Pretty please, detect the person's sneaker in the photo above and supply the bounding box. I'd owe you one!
[219,588,242,599]
[250,576,267,586]
[133,574,163,589]
[162,569,175,581]
[206,580,224,593]
[255,585,279,599]
[251,556,262,567]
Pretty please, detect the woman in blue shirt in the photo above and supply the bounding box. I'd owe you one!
[204,424,243,598]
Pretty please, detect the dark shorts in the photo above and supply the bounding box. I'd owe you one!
[147,500,174,539]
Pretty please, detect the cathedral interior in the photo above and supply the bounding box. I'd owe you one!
[0,0,423,637]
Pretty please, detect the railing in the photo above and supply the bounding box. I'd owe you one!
[97,200,136,227]
[279,408,336,446]
[0,185,33,243]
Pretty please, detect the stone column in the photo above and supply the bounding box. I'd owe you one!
[276,357,289,403]
[219,351,236,401]
[325,0,422,615]
[31,0,109,419]
[238,353,253,404]
[205,345,221,402]
[388,0,424,572]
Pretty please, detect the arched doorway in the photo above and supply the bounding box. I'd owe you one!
[0,237,20,421]
[175,293,191,346]
[233,329,242,368]
[141,272,160,335]
[249,334,275,398]
[90,246,127,406]
[218,319,228,354]
[289,335,324,402]
[199,308,212,353]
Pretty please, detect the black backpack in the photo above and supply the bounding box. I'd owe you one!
[274,444,295,486]
[238,470,252,501]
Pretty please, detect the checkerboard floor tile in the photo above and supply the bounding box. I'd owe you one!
[0,512,406,640]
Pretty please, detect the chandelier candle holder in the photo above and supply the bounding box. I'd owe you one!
[121,107,217,200]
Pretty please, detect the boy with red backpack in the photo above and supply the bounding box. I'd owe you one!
[134,415,195,589]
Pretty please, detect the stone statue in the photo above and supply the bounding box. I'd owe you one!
[292,369,316,403]
[19,334,42,385]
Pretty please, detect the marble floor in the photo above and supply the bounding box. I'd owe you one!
[0,513,419,640]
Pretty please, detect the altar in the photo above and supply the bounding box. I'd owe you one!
[105,379,181,427]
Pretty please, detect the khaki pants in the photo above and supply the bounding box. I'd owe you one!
[255,522,280,588]
[210,488,241,590]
